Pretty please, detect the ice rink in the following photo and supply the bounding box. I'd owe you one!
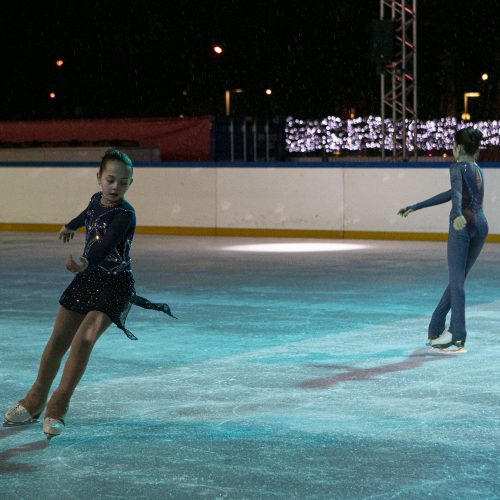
[1,232,499,499]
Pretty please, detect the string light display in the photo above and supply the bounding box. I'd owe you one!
[286,116,500,153]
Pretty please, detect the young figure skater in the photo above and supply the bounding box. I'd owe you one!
[398,127,487,353]
[4,149,175,436]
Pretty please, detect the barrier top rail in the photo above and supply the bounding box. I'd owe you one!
[1,161,500,169]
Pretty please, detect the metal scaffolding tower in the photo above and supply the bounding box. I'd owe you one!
[380,0,417,161]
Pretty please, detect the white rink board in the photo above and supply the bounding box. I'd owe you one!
[217,168,344,230]
[0,164,499,234]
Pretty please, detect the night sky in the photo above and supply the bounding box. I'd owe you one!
[1,0,499,121]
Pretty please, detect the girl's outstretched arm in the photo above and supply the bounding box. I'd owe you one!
[64,203,90,231]
[60,200,92,243]
[398,189,451,217]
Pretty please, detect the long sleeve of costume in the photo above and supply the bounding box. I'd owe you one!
[65,209,87,231]
[408,189,452,212]
[449,165,464,220]
[66,194,99,230]
[85,212,133,267]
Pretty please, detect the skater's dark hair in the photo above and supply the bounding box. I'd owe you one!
[99,149,133,177]
[454,127,483,156]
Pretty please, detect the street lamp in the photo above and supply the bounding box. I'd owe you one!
[225,88,244,116]
[481,73,489,81]
[461,92,480,121]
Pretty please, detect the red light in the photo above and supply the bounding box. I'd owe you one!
[56,59,64,67]
[427,153,432,157]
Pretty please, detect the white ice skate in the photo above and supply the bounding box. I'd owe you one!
[3,402,41,425]
[429,331,467,354]
[43,417,64,438]
[430,331,453,347]
[428,344,468,355]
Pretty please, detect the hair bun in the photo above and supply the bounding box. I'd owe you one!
[471,129,483,143]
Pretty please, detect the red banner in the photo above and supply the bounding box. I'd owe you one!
[0,117,211,161]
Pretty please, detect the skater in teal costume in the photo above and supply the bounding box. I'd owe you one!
[399,127,488,353]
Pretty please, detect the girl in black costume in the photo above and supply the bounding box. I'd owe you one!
[4,149,176,437]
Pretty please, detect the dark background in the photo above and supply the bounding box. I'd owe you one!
[1,0,499,121]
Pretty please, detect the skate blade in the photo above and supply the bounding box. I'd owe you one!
[43,417,64,438]
[43,428,63,438]
[3,418,38,427]
[428,347,467,355]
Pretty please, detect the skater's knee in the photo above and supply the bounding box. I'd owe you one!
[74,331,98,349]
[73,311,110,347]
[75,326,105,348]
[450,279,465,294]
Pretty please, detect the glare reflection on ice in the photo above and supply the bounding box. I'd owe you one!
[222,242,368,253]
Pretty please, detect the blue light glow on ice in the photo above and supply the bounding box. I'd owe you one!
[1,234,499,499]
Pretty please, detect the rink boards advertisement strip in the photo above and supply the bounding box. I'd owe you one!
[1,162,499,240]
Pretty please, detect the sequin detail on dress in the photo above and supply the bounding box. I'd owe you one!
[60,193,176,339]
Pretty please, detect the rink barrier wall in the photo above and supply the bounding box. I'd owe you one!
[1,161,499,242]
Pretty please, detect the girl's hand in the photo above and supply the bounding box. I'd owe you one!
[65,254,89,273]
[398,207,413,218]
[59,226,75,243]
[453,215,467,231]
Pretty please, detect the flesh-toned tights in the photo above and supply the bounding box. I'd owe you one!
[21,306,111,421]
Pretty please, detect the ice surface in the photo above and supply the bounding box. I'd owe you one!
[1,233,499,499]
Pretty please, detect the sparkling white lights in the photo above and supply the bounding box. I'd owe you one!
[286,116,500,153]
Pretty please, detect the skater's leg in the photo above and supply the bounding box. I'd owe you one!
[20,306,85,417]
[451,225,488,342]
[45,311,111,422]
[464,228,487,275]
[447,225,470,342]
[428,285,450,338]
[428,226,465,338]
[428,226,486,338]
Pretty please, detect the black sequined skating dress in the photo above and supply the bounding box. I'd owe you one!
[59,192,175,340]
